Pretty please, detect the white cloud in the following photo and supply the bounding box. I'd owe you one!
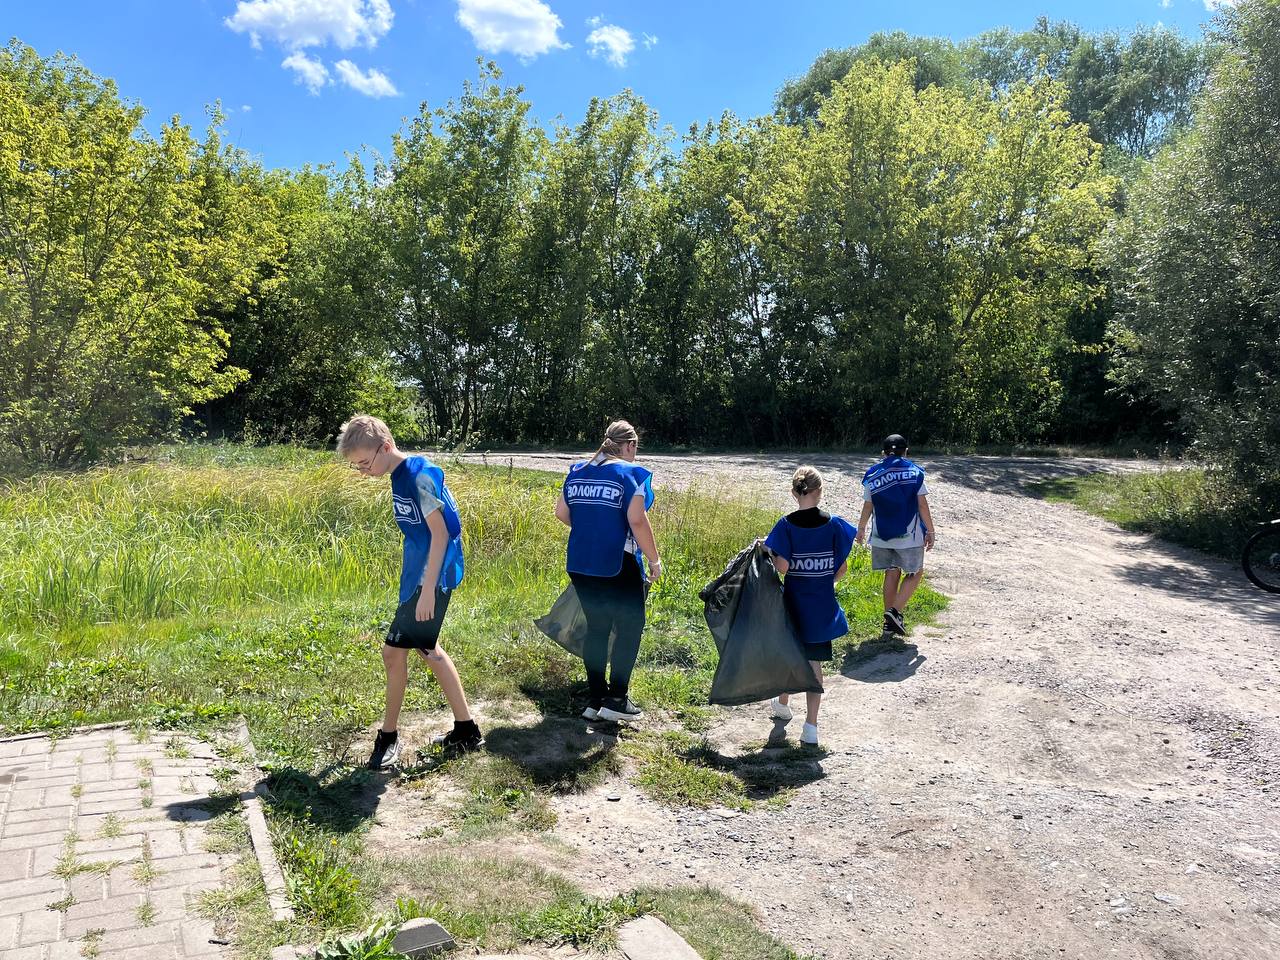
[241,104,253,112]
[282,51,331,93]
[642,33,658,50]
[226,0,393,51]
[586,20,634,67]
[456,0,568,61]
[334,60,400,97]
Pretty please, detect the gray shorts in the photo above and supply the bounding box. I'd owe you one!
[871,545,925,574]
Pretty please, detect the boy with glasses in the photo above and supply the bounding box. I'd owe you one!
[337,415,482,769]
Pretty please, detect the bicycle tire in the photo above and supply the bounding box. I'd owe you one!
[1242,523,1280,593]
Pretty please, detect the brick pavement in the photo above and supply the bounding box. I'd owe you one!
[0,728,234,960]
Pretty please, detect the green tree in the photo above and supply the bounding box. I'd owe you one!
[375,62,536,443]
[1109,0,1280,511]
[0,41,275,464]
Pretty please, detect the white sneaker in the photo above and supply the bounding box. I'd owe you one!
[800,722,819,746]
[582,706,599,720]
[770,697,793,720]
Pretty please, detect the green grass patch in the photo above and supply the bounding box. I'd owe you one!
[643,885,805,960]
[1033,467,1257,559]
[0,442,944,957]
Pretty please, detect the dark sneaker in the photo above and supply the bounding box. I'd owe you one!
[597,697,643,723]
[885,608,906,637]
[430,724,485,754]
[367,729,400,770]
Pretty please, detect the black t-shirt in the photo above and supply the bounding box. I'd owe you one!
[786,507,831,529]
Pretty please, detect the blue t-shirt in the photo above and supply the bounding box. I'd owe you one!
[765,514,856,645]
[862,457,928,547]
[563,458,654,577]
[390,456,465,603]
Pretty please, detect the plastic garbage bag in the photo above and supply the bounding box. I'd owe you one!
[534,584,613,660]
[700,541,824,706]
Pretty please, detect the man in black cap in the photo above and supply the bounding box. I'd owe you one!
[855,435,936,637]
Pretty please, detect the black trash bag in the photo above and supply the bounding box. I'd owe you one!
[534,584,614,660]
[699,541,824,706]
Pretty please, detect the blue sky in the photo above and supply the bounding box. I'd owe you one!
[6,0,1228,171]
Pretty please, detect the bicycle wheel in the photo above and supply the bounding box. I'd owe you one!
[1242,524,1280,593]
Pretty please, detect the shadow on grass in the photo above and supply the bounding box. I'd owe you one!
[681,736,827,801]
[840,638,925,683]
[484,710,620,793]
[258,763,390,833]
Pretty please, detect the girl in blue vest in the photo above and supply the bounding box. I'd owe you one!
[554,420,663,723]
[337,414,480,770]
[763,466,856,746]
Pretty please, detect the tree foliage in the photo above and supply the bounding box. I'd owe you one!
[1108,0,1280,512]
[0,41,273,464]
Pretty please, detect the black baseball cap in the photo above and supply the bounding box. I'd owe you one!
[882,434,908,454]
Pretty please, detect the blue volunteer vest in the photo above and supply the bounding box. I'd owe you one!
[391,456,465,603]
[863,457,926,541]
[564,459,654,577]
[765,516,856,645]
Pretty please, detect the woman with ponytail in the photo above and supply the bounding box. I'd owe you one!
[762,466,856,746]
[554,420,663,722]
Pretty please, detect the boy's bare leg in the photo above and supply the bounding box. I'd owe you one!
[805,661,822,726]
[418,646,473,722]
[882,569,902,612]
[381,645,410,732]
[896,570,924,611]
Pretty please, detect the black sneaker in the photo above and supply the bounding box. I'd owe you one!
[597,697,643,723]
[885,608,906,637]
[367,729,400,770]
[430,723,485,753]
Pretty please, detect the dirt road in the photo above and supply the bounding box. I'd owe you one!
[473,452,1280,960]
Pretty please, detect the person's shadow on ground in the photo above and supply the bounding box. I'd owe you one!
[256,763,391,833]
[484,710,620,792]
[840,639,926,683]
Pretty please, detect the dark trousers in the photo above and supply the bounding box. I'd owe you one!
[569,554,647,702]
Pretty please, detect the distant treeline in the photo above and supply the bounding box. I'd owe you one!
[0,6,1276,520]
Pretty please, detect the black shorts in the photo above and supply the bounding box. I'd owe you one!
[803,641,834,663]
[385,585,452,650]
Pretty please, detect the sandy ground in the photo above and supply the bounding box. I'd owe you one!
[425,451,1278,960]
[366,453,1274,960]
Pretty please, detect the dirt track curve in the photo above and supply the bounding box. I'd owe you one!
[454,452,1280,960]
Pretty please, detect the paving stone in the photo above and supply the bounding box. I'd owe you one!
[148,865,222,893]
[3,817,79,840]
[179,918,224,957]
[7,788,47,811]
[9,805,77,825]
[68,872,108,903]
[617,916,703,960]
[2,945,47,960]
[18,906,62,945]
[0,875,65,904]
[93,944,182,960]
[95,921,179,952]
[1,829,69,851]
[66,893,145,924]
[0,848,32,882]
[0,914,19,948]
[32,843,67,875]
[79,797,147,817]
[76,836,146,858]
[145,832,186,860]
[65,904,144,939]
[391,918,455,957]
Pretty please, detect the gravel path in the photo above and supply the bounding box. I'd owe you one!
[470,452,1280,960]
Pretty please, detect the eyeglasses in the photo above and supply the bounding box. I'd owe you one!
[350,447,382,474]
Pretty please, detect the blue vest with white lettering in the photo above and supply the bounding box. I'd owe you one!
[764,516,856,645]
[563,459,652,577]
[391,456,465,603]
[863,457,926,541]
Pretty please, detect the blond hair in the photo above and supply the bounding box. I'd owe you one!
[336,414,394,456]
[791,466,822,497]
[595,419,640,460]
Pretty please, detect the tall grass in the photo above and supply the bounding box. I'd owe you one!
[0,445,944,756]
